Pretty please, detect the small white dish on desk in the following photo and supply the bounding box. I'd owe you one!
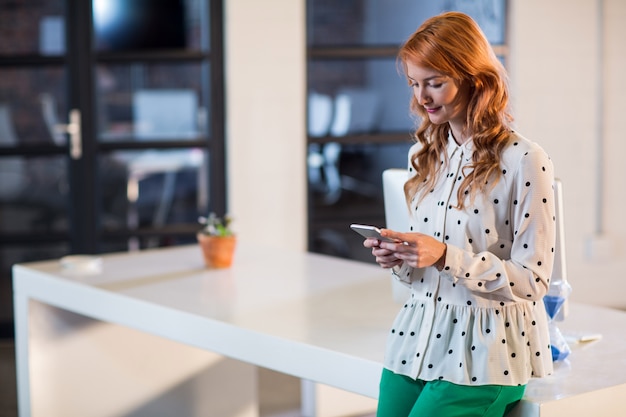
[60,255,103,274]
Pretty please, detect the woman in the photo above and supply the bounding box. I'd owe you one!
[364,12,556,417]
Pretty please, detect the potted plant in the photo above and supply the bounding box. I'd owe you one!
[197,212,236,268]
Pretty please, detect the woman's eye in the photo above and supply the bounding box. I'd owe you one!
[430,83,443,88]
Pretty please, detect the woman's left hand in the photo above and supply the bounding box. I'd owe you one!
[379,229,447,270]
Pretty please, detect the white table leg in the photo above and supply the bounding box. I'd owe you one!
[13,293,31,417]
[301,379,317,417]
[301,379,378,417]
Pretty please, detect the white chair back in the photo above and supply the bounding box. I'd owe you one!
[382,168,412,302]
[552,179,567,283]
[552,179,569,319]
[382,168,410,231]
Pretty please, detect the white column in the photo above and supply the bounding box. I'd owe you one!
[225,0,308,252]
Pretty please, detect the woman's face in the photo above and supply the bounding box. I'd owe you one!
[406,61,472,141]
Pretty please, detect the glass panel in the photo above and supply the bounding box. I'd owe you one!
[308,142,412,262]
[308,58,414,136]
[96,62,210,141]
[102,148,207,232]
[307,0,506,46]
[0,155,69,233]
[0,0,66,56]
[0,68,67,146]
[92,0,210,52]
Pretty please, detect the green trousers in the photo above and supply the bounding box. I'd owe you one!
[376,369,525,417]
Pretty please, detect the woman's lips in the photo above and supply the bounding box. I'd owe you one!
[425,107,441,114]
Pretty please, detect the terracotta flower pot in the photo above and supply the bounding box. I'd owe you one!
[197,233,237,268]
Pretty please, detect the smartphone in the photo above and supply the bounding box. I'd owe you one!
[350,224,397,242]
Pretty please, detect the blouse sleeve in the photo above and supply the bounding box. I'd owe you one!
[440,147,556,302]
[391,263,415,287]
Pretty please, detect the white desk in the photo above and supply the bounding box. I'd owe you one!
[13,244,626,416]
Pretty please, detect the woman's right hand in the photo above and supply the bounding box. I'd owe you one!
[363,238,403,269]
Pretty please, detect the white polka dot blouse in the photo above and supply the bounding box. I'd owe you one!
[386,130,556,386]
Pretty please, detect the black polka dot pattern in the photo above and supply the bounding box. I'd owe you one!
[385,132,555,387]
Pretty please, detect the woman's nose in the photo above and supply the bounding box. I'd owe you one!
[416,88,430,105]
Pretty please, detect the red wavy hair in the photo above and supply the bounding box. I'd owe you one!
[399,12,512,208]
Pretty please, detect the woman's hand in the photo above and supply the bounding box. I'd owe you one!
[363,237,404,269]
[378,229,447,270]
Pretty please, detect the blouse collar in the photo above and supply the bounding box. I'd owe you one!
[447,131,474,161]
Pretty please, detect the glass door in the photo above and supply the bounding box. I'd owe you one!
[92,0,225,253]
[0,0,224,337]
[0,0,71,337]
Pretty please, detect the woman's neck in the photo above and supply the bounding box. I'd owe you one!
[449,124,470,145]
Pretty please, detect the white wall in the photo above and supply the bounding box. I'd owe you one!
[226,0,626,309]
[225,0,307,251]
[509,0,626,308]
